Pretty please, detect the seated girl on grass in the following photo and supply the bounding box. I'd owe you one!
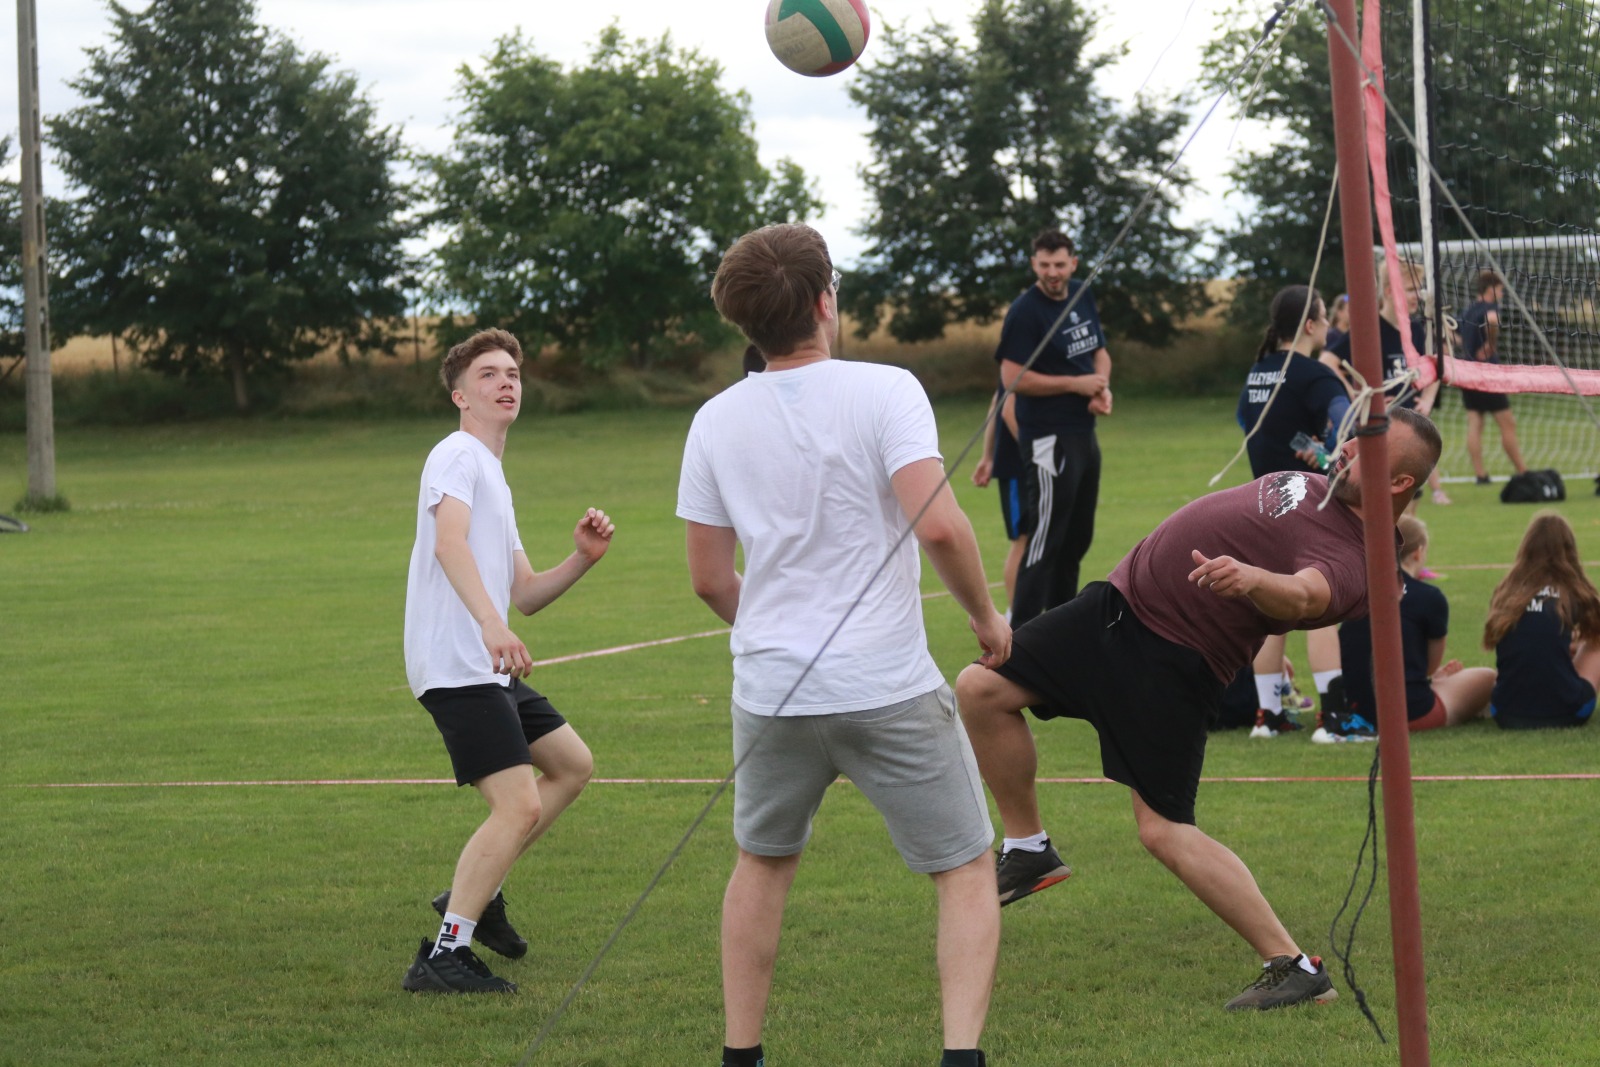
[1483,512,1600,730]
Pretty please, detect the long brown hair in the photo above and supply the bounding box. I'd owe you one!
[1483,512,1600,648]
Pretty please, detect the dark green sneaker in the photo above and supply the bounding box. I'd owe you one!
[995,841,1072,906]
[1223,954,1338,1010]
[432,890,529,960]
[401,939,517,994]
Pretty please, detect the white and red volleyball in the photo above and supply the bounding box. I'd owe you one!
[764,0,871,77]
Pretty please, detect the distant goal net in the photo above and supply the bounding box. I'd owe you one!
[1376,0,1600,482]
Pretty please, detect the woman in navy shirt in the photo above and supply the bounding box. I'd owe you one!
[1483,512,1600,729]
[1236,285,1351,736]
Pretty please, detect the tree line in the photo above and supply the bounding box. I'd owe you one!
[5,0,1589,412]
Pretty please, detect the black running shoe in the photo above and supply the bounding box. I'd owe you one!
[401,939,517,994]
[432,889,529,960]
[995,841,1072,906]
[1223,954,1337,1011]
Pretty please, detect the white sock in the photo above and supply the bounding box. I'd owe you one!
[1255,673,1285,712]
[1313,670,1342,695]
[1002,831,1050,853]
[431,912,476,958]
[1295,954,1319,975]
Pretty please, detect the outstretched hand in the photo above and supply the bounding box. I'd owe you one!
[1188,549,1260,600]
[574,507,616,563]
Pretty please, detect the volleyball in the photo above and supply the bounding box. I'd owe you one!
[764,0,871,77]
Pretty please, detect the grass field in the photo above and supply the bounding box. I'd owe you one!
[3,393,1597,1066]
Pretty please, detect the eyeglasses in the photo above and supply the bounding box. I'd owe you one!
[829,268,842,294]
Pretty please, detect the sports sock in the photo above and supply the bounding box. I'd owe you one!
[1002,830,1049,853]
[430,912,476,958]
[1254,673,1285,713]
[1294,954,1319,975]
[941,1050,985,1067]
[721,1043,764,1067]
[1313,669,1342,695]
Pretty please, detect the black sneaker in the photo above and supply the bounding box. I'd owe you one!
[432,889,529,960]
[995,841,1072,906]
[401,939,517,994]
[1223,954,1338,1010]
[1312,702,1377,745]
[1248,709,1303,738]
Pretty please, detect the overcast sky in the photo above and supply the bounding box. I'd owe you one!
[2,0,1278,267]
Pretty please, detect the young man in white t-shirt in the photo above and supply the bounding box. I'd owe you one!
[678,224,1012,1067]
[401,328,615,994]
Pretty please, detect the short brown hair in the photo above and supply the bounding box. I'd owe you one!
[711,224,833,357]
[1032,229,1075,256]
[441,329,523,391]
[1476,269,1503,297]
[1390,407,1443,486]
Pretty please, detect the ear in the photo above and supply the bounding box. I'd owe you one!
[450,388,468,412]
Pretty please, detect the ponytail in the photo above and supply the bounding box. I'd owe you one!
[1259,285,1324,360]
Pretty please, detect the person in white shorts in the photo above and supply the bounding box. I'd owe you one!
[678,223,1012,1067]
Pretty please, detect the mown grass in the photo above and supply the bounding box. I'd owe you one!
[2,394,1597,1066]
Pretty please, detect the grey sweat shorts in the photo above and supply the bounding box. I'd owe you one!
[730,683,994,874]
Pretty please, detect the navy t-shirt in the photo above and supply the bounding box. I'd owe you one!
[1339,571,1449,720]
[1236,350,1349,477]
[1457,299,1499,363]
[1492,586,1596,722]
[994,281,1107,442]
[1324,316,1428,407]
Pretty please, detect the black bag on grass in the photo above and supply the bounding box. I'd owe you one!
[1500,469,1566,504]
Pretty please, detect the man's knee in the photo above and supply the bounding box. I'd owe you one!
[955,664,1003,720]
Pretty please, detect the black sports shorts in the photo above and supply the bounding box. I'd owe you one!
[418,678,568,786]
[997,475,1030,542]
[1460,386,1511,413]
[993,581,1223,825]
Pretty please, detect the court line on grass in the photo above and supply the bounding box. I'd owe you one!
[19,773,1600,789]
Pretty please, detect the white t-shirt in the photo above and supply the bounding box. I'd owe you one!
[404,431,525,697]
[676,359,946,715]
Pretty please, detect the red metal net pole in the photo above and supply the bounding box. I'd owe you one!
[1324,0,1432,1062]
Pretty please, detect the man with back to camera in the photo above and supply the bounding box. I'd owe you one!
[679,223,1011,1067]
[997,229,1113,626]
[401,328,615,994]
[956,407,1442,1010]
[1456,269,1529,484]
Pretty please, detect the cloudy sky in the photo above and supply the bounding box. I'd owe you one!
[2,0,1279,266]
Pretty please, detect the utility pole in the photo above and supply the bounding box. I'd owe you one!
[18,0,58,505]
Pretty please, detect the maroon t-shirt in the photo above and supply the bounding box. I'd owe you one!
[1108,471,1373,682]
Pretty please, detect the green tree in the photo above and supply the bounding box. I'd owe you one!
[49,0,416,411]
[1203,0,1600,323]
[0,137,78,369]
[843,0,1207,345]
[426,26,823,369]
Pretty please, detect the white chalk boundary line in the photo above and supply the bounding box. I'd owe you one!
[16,773,1600,789]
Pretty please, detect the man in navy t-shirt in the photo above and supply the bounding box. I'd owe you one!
[995,229,1112,626]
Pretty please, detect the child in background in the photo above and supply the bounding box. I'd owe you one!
[1322,516,1495,741]
[1483,512,1600,729]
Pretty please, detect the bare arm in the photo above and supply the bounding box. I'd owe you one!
[1482,309,1500,360]
[1188,549,1333,622]
[685,521,741,625]
[1000,358,1107,398]
[1087,347,1114,415]
[510,507,616,616]
[972,391,999,487]
[434,494,532,678]
[891,458,1010,667]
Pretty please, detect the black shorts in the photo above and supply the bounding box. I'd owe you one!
[1460,387,1511,413]
[418,678,568,786]
[993,581,1222,825]
[997,475,1030,542]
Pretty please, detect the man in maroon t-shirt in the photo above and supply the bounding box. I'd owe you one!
[955,407,1442,1011]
